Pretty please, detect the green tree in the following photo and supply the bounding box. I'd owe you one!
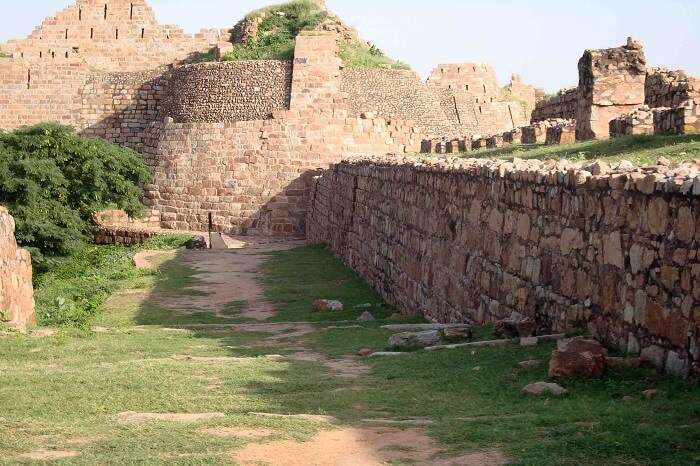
[0,123,151,270]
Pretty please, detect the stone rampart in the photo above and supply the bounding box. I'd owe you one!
[0,0,225,72]
[163,61,293,123]
[341,68,458,138]
[0,207,35,330]
[308,157,700,376]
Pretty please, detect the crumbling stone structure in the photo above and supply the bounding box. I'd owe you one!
[532,88,579,123]
[308,157,700,376]
[426,63,535,137]
[610,68,700,138]
[0,207,35,330]
[576,38,647,140]
[1,0,545,234]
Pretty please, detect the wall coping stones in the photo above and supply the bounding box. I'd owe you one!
[330,155,700,195]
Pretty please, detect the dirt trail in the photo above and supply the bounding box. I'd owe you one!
[131,237,507,466]
[148,237,306,321]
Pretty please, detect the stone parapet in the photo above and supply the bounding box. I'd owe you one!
[308,156,700,376]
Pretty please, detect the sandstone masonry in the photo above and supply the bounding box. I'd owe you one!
[0,207,35,330]
[308,157,700,376]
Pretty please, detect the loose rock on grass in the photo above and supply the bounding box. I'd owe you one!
[312,299,344,312]
[522,382,568,396]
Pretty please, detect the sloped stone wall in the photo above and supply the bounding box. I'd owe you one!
[308,157,700,376]
[163,61,293,123]
[0,207,35,330]
[341,68,458,138]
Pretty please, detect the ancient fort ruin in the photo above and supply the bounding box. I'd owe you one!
[1,0,700,377]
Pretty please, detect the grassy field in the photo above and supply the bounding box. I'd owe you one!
[464,134,700,165]
[0,243,698,464]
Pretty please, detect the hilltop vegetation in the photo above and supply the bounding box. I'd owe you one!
[223,0,409,70]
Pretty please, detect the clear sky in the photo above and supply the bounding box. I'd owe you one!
[1,0,698,92]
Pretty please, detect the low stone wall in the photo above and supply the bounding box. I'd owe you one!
[308,157,700,376]
[532,88,579,123]
[646,69,700,109]
[545,120,577,145]
[0,207,35,330]
[654,105,700,135]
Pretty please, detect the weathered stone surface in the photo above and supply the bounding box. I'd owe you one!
[494,312,535,339]
[310,156,700,377]
[0,207,35,330]
[387,330,441,350]
[522,382,568,396]
[313,300,344,312]
[357,311,375,322]
[548,338,608,378]
[441,325,473,342]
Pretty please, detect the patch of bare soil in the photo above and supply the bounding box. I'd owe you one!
[116,411,225,424]
[231,427,508,466]
[150,240,304,321]
[290,351,369,379]
[132,250,175,269]
[200,427,275,439]
[19,450,80,461]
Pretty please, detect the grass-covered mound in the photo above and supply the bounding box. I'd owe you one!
[0,123,151,271]
[223,0,409,70]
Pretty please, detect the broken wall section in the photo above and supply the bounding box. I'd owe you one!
[576,38,647,140]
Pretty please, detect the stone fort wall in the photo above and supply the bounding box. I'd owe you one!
[0,0,225,72]
[308,157,700,376]
[163,61,293,123]
[341,68,459,138]
[0,207,35,330]
[532,88,579,123]
[426,63,531,137]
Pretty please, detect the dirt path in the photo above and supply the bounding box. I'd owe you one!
[109,238,508,465]
[142,237,306,321]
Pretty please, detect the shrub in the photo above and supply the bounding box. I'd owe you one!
[224,0,327,61]
[34,234,192,327]
[222,0,410,70]
[0,123,151,271]
[339,43,410,70]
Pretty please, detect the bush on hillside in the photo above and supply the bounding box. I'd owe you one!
[223,0,410,70]
[224,0,328,60]
[0,123,151,271]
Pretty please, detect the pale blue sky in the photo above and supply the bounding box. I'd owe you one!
[2,0,698,92]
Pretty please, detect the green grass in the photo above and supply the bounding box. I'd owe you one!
[339,43,411,70]
[33,235,192,328]
[2,242,699,464]
[222,0,409,69]
[260,244,700,465]
[463,134,700,166]
[259,243,397,323]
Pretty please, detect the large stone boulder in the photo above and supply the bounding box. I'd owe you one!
[548,338,608,378]
[494,312,535,338]
[388,330,441,350]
